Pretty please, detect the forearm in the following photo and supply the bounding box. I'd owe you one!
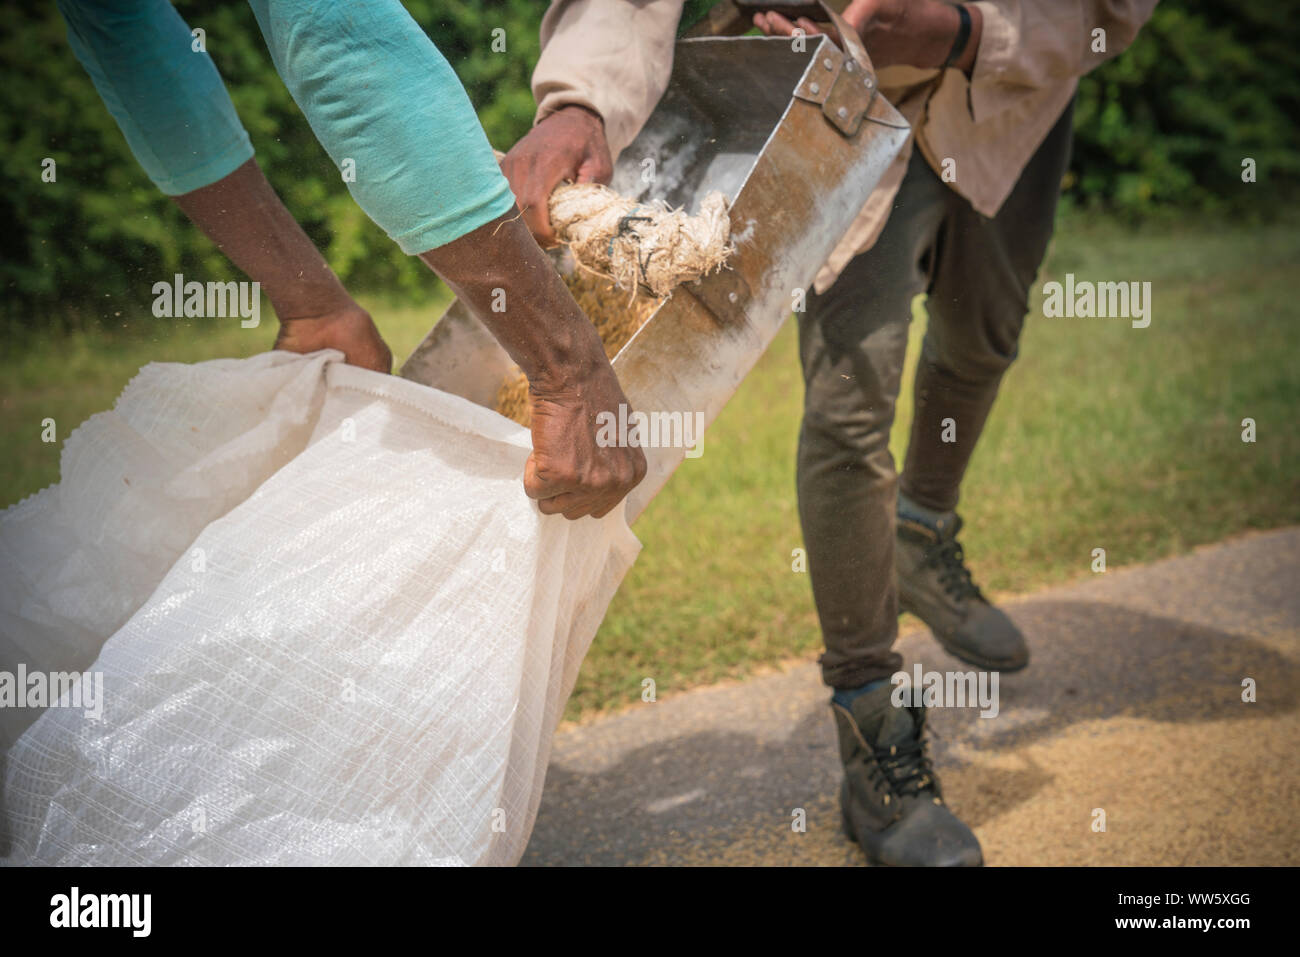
[419,210,609,390]
[828,0,982,72]
[172,159,351,321]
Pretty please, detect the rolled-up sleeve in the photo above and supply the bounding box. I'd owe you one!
[57,0,254,196]
[533,0,685,159]
[248,0,515,253]
[967,0,1157,123]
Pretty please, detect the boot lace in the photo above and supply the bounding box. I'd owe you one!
[873,728,939,799]
[922,535,983,604]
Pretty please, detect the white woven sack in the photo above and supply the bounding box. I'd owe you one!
[0,350,639,865]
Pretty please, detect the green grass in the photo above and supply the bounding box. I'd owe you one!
[3,216,1298,721]
[565,213,1300,718]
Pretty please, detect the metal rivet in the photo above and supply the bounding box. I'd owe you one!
[837,106,848,119]
[809,82,820,94]
[728,292,738,304]
[844,60,855,73]
[864,75,874,89]
[823,57,833,70]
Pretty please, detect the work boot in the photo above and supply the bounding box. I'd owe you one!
[832,684,982,866]
[896,511,1028,671]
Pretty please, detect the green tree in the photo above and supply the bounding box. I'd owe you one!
[0,0,545,331]
[2,0,1295,329]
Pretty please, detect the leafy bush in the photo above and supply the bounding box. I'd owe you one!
[1,0,1295,328]
[0,0,543,331]
[1069,0,1300,216]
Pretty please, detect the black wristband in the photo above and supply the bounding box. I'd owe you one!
[942,4,973,69]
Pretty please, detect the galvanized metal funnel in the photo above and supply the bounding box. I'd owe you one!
[401,34,909,522]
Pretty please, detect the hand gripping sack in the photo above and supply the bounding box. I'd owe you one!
[0,350,639,865]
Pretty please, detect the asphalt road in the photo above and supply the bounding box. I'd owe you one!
[522,527,1300,865]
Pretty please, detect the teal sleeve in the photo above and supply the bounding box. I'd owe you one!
[247,0,517,254]
[57,0,255,196]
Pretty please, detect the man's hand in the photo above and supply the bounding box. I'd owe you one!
[420,208,645,521]
[273,302,393,373]
[500,104,613,247]
[174,159,392,372]
[753,1,981,73]
[525,364,647,520]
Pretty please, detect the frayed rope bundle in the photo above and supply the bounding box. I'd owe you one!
[489,170,734,426]
[548,183,732,298]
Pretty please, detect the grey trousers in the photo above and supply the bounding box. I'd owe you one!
[799,101,1075,689]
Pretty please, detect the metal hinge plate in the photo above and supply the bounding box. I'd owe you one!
[793,40,880,137]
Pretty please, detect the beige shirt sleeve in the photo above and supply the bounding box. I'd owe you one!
[533,0,686,159]
[967,0,1158,123]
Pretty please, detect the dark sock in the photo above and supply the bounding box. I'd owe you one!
[832,677,890,708]
[898,491,953,527]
